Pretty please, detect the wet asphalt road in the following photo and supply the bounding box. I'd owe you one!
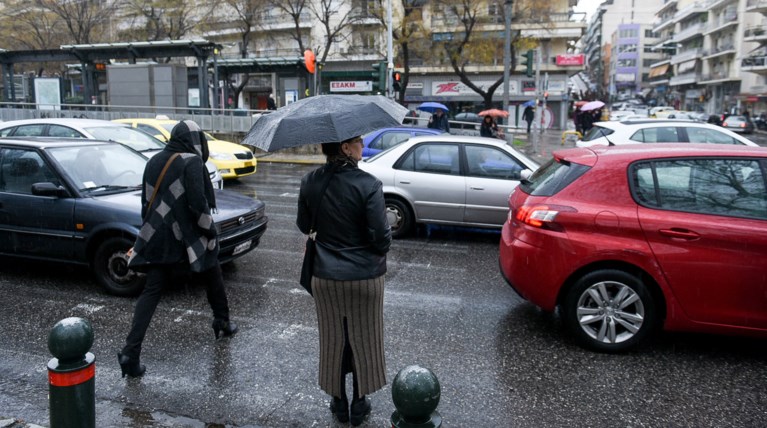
[1,162,766,427]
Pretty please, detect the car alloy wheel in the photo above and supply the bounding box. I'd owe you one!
[563,269,657,352]
[93,237,145,296]
[384,197,413,238]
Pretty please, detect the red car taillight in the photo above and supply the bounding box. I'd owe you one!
[514,204,576,230]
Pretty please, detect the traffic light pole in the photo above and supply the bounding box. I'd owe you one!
[502,0,513,132]
[386,0,394,99]
[532,47,542,154]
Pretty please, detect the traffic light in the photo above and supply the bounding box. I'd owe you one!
[392,71,402,92]
[371,61,386,92]
[521,49,534,78]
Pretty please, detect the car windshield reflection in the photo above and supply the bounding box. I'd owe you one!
[84,126,166,152]
[48,144,147,193]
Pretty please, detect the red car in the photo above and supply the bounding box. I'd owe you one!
[499,144,767,352]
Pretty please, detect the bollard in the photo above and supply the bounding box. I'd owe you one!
[47,317,95,428]
[390,365,442,428]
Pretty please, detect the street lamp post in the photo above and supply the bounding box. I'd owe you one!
[502,0,513,131]
[386,0,394,99]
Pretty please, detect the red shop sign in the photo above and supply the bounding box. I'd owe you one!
[556,54,585,66]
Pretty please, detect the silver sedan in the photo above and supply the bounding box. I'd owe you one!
[359,135,539,237]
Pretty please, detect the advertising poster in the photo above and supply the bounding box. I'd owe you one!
[34,78,61,110]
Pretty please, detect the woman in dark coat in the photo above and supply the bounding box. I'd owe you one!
[480,115,500,138]
[119,120,237,378]
[296,135,392,426]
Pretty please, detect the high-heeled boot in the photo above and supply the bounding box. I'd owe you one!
[117,352,146,378]
[212,319,238,339]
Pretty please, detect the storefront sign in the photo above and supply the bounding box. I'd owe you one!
[407,82,424,89]
[432,80,518,96]
[330,81,373,92]
[616,73,636,82]
[522,81,536,92]
[556,54,585,66]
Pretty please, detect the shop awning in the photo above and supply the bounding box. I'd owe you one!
[648,64,669,78]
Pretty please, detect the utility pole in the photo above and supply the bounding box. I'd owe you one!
[532,47,542,153]
[386,0,394,99]
[502,0,513,133]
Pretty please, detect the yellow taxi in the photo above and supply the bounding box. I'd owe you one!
[113,117,256,180]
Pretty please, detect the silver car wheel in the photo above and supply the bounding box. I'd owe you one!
[386,205,403,230]
[575,280,645,344]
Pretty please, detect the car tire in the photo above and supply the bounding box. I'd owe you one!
[385,197,413,239]
[562,269,657,353]
[93,237,145,297]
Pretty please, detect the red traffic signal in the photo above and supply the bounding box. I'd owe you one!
[392,71,401,91]
[304,50,316,74]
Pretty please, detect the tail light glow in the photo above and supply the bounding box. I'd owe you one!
[513,204,576,229]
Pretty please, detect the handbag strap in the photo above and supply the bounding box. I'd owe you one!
[308,165,337,240]
[144,153,180,220]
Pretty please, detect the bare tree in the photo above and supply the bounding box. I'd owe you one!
[267,0,310,54]
[431,0,548,109]
[121,0,210,42]
[221,0,270,107]
[309,0,359,66]
[34,0,123,45]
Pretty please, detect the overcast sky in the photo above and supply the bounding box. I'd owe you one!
[573,0,603,20]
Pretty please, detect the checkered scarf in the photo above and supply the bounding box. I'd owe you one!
[128,120,219,273]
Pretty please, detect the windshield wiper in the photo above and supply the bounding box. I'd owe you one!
[81,184,141,192]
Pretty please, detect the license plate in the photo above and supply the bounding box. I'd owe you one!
[232,240,252,255]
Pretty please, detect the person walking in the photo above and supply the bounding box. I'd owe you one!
[523,105,535,133]
[296,135,392,426]
[480,115,501,138]
[267,93,277,110]
[119,120,237,378]
[427,108,450,133]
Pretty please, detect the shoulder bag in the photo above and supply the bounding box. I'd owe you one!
[299,167,336,295]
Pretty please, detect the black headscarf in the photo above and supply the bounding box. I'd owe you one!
[166,120,216,209]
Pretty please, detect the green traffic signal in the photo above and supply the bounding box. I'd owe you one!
[371,61,386,91]
[521,50,534,78]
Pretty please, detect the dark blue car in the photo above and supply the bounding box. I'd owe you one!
[362,127,444,158]
[0,138,268,296]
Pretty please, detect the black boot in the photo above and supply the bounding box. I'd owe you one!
[212,319,238,339]
[350,396,371,426]
[117,352,146,378]
[330,396,349,423]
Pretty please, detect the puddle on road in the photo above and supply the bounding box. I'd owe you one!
[121,407,227,428]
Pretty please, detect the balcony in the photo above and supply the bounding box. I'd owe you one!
[657,0,678,15]
[699,71,739,84]
[743,27,767,43]
[745,0,767,13]
[652,15,676,33]
[673,1,708,22]
[671,48,704,64]
[742,55,767,74]
[703,44,736,59]
[703,17,738,35]
[672,22,706,43]
[260,12,312,31]
[669,72,700,86]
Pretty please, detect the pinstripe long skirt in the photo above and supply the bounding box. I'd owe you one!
[312,275,387,397]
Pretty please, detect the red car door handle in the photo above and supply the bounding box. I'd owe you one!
[659,228,700,240]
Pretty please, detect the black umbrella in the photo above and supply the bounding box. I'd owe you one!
[242,94,409,152]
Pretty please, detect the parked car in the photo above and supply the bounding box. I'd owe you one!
[721,115,755,134]
[499,143,767,352]
[113,117,257,179]
[0,138,268,296]
[0,118,223,188]
[608,110,635,121]
[649,106,674,117]
[359,135,539,238]
[362,126,444,158]
[577,120,758,147]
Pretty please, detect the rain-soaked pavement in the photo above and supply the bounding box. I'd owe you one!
[1,162,766,427]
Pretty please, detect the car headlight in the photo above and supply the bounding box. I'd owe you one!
[209,152,237,161]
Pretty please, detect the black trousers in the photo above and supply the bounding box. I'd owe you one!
[122,263,230,359]
[526,119,532,133]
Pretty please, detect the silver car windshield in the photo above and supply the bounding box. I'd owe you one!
[47,144,147,192]
[84,126,166,152]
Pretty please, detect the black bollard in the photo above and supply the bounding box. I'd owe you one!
[47,317,96,428]
[391,365,442,428]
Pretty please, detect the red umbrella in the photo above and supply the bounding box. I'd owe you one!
[478,108,509,118]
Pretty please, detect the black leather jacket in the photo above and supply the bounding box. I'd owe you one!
[297,162,392,281]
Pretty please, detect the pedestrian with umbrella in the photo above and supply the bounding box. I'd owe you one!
[523,104,535,133]
[477,109,508,139]
[244,95,404,426]
[418,102,450,133]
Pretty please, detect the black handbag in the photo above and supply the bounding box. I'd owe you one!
[299,167,336,295]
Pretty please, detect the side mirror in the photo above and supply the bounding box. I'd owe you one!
[32,182,70,198]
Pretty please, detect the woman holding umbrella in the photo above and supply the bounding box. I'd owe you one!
[297,136,392,425]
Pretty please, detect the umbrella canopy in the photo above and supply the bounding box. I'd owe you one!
[418,102,449,113]
[478,108,509,118]
[580,100,606,111]
[241,95,408,152]
[574,100,588,107]
[521,100,536,108]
